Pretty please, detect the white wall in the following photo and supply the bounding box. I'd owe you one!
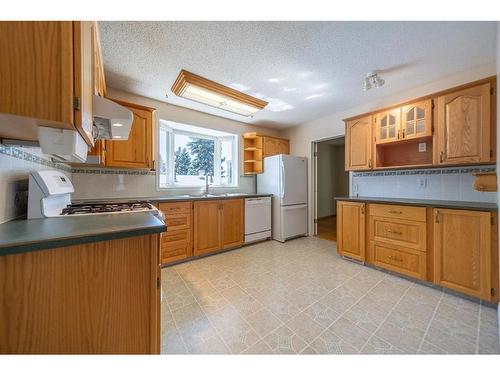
[284,63,497,235]
[72,88,284,200]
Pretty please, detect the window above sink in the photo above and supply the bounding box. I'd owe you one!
[157,121,239,189]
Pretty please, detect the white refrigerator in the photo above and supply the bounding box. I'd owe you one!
[257,154,308,242]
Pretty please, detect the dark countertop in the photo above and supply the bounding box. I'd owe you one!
[335,196,498,211]
[73,193,273,204]
[0,212,166,256]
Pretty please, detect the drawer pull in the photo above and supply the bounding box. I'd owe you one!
[387,230,403,235]
[388,255,403,262]
[388,210,403,214]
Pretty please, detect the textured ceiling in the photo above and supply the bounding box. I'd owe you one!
[99,21,497,129]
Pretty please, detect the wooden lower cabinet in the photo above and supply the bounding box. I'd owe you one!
[368,203,427,280]
[0,234,161,354]
[194,199,244,256]
[337,201,366,261]
[370,241,427,280]
[337,200,498,302]
[193,200,222,256]
[159,202,192,264]
[433,209,492,300]
[220,199,244,249]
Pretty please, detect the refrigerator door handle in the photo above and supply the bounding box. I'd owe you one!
[280,159,285,199]
[282,204,307,210]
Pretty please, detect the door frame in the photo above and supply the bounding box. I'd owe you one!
[311,135,346,237]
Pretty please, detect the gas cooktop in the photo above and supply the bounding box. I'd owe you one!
[61,201,156,216]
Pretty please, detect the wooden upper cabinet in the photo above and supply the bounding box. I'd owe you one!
[401,99,432,140]
[92,22,106,97]
[73,21,95,146]
[263,137,278,157]
[263,136,289,158]
[345,115,372,170]
[436,83,491,165]
[221,199,244,249]
[337,201,366,261]
[433,209,491,300]
[0,21,100,147]
[104,101,155,169]
[277,139,290,155]
[374,108,401,144]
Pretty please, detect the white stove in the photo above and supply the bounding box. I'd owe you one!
[27,170,160,219]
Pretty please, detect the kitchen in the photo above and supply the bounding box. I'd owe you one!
[1,6,500,371]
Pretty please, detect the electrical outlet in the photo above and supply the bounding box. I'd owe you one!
[417,177,427,189]
[352,183,359,192]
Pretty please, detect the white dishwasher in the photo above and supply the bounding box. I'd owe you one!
[245,196,272,244]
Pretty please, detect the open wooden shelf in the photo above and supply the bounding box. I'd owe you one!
[375,136,433,169]
[242,134,263,174]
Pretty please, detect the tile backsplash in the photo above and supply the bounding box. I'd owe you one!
[70,170,256,200]
[350,165,497,203]
[0,144,72,223]
[0,142,257,222]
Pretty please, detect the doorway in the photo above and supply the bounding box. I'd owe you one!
[312,136,349,242]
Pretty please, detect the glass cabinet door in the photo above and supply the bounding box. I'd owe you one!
[401,99,432,140]
[375,108,401,144]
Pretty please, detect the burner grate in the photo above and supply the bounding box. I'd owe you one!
[61,201,154,215]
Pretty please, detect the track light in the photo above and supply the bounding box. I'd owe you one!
[363,71,385,91]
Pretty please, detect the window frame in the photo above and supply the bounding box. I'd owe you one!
[156,121,239,190]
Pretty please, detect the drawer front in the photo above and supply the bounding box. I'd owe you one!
[165,213,192,231]
[371,242,426,280]
[162,228,191,246]
[370,217,426,251]
[161,242,191,264]
[161,228,192,264]
[369,203,426,222]
[159,201,192,215]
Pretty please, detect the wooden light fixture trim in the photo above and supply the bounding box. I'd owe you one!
[171,69,268,110]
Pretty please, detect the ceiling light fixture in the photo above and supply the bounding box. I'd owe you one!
[363,71,385,91]
[171,70,268,117]
[112,123,123,127]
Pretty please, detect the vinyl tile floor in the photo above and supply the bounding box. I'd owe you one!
[160,237,500,355]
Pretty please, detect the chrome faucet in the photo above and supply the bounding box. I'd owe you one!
[205,174,213,195]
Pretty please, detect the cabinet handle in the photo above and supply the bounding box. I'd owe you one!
[388,255,403,262]
[402,129,406,138]
[387,229,403,235]
[435,210,440,223]
[388,210,403,214]
[368,159,372,168]
[361,204,365,214]
[439,151,445,163]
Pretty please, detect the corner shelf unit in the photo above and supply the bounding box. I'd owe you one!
[243,133,263,175]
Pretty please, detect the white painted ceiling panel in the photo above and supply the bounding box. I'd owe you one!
[99,21,496,129]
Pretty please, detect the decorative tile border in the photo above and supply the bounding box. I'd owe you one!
[71,168,156,176]
[0,144,72,173]
[352,165,496,177]
[3,144,496,179]
[0,145,157,175]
